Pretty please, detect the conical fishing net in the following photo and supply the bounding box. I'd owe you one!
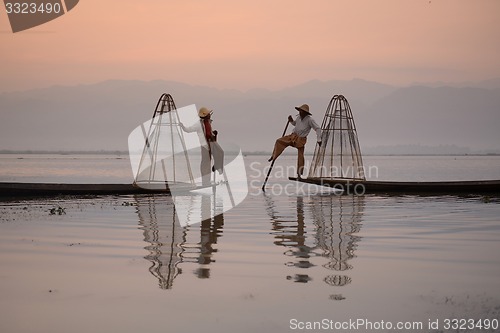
[129,94,204,190]
[308,95,365,180]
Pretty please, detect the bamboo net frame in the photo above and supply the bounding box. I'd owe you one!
[308,95,365,180]
[134,93,195,188]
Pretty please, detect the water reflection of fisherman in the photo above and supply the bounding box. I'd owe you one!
[136,192,226,286]
[265,194,364,292]
[181,107,224,185]
[268,195,314,283]
[196,195,224,279]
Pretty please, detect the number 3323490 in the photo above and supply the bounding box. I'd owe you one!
[443,318,499,331]
[5,2,62,14]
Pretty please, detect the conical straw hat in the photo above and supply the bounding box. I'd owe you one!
[295,104,311,115]
[198,107,213,118]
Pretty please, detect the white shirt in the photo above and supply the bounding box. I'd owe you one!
[291,115,322,142]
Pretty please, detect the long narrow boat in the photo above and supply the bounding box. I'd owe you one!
[0,182,169,197]
[290,95,500,196]
[289,177,500,195]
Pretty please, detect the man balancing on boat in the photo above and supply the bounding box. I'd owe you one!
[181,107,224,185]
[268,104,322,178]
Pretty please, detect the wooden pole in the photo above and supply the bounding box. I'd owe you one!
[261,120,290,191]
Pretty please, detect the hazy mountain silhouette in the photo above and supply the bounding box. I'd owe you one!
[359,86,500,150]
[0,79,499,153]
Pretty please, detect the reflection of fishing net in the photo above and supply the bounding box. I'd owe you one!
[311,195,364,273]
[308,95,365,180]
[323,275,352,287]
[135,195,185,290]
[130,94,204,190]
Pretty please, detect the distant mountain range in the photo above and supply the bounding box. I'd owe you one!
[1,78,499,154]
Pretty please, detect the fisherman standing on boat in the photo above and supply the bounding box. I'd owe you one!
[182,107,224,185]
[269,104,322,178]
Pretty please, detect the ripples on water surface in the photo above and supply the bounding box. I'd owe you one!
[1,155,500,332]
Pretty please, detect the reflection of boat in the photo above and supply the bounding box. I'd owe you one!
[0,182,162,197]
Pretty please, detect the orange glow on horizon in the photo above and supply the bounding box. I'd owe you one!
[1,0,499,91]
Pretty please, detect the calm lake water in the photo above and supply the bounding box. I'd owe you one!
[1,154,500,333]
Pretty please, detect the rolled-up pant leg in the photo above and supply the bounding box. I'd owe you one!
[271,134,294,160]
[271,134,307,175]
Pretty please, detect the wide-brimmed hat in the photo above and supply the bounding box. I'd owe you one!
[198,107,213,118]
[295,104,311,115]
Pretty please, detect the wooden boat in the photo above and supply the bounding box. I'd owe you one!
[0,182,169,197]
[289,177,500,195]
[286,95,500,196]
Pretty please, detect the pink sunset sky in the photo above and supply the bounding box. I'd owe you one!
[1,0,499,92]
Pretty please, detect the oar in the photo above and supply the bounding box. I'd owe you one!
[262,120,290,191]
